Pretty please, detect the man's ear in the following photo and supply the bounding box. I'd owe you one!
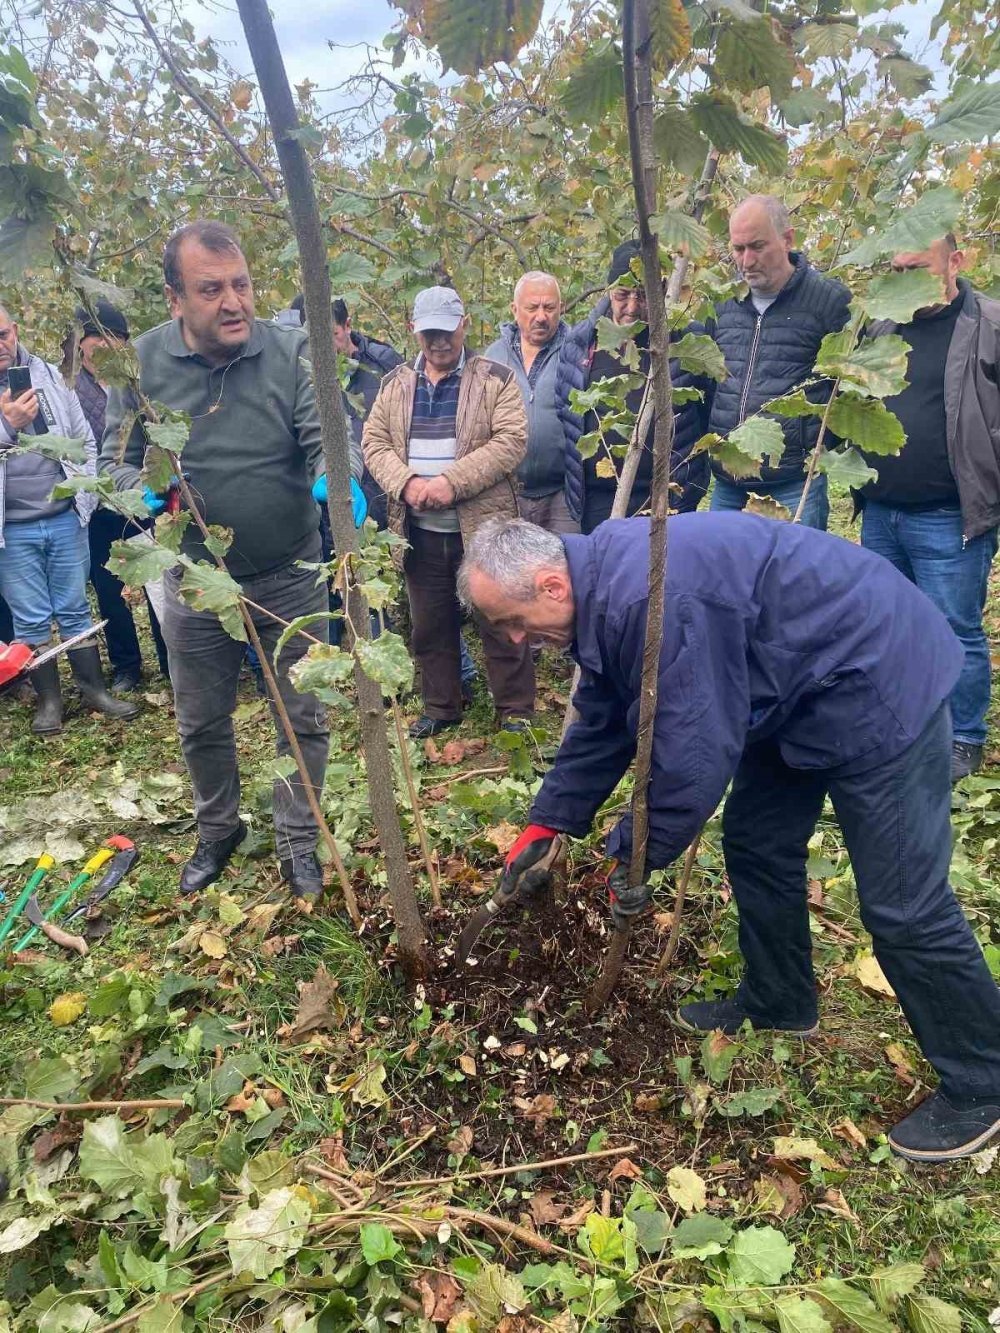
[165,285,181,317]
[951,248,966,275]
[462,314,472,331]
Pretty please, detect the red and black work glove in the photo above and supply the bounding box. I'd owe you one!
[500,825,561,903]
[607,861,653,930]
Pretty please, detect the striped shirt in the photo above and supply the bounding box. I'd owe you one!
[408,351,464,533]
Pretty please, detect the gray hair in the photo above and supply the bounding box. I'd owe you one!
[457,517,567,608]
[513,271,561,303]
[732,194,792,236]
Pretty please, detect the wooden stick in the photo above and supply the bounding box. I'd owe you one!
[372,1142,639,1189]
[0,1097,184,1111]
[391,699,442,907]
[93,1270,229,1333]
[654,836,700,978]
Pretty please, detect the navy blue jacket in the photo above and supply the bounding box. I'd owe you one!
[529,514,962,869]
[346,331,403,529]
[484,321,567,497]
[555,298,710,525]
[706,253,851,487]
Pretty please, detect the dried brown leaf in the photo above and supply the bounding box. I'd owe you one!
[415,1270,464,1324]
[482,821,521,855]
[277,963,343,1041]
[528,1189,568,1225]
[318,1133,348,1171]
[815,1187,859,1221]
[32,1120,80,1163]
[634,1092,665,1113]
[198,929,228,959]
[885,1042,915,1084]
[753,1172,803,1219]
[608,1157,643,1184]
[832,1117,867,1150]
[458,1053,477,1077]
[558,1197,595,1231]
[513,1093,557,1129]
[447,1124,474,1156]
[225,1080,257,1115]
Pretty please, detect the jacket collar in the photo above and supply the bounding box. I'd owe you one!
[163,317,264,363]
[563,534,603,672]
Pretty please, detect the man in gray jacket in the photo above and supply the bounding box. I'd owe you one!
[857,235,1000,782]
[485,272,577,535]
[101,220,353,903]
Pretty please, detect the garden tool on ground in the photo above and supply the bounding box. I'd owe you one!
[455,832,565,967]
[0,854,56,948]
[20,899,89,956]
[12,838,126,954]
[63,835,139,927]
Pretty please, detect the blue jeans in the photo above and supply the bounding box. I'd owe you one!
[724,703,1000,1099]
[861,503,998,746]
[710,473,829,530]
[0,509,92,645]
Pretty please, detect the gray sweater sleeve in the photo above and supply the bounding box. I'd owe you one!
[98,384,145,490]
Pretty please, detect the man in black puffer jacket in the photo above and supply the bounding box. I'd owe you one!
[706,196,851,528]
[556,240,711,533]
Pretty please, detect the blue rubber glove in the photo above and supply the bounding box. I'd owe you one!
[142,486,166,516]
[311,473,368,529]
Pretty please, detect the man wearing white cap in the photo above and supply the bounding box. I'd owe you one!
[363,285,535,737]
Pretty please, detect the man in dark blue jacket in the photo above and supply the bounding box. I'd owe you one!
[707,196,851,527]
[556,241,710,532]
[458,514,1000,1163]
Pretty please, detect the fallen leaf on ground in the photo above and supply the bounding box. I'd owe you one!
[608,1157,643,1185]
[33,1121,80,1162]
[226,1080,257,1115]
[634,1092,664,1113]
[885,1042,915,1084]
[277,963,343,1041]
[815,1187,858,1221]
[260,933,301,958]
[513,1094,557,1129]
[528,1190,568,1225]
[414,1270,463,1324]
[245,902,283,936]
[458,1054,477,1077]
[262,1086,286,1109]
[447,1124,474,1156]
[666,1166,707,1213]
[198,929,228,959]
[807,879,824,906]
[317,1134,347,1171]
[772,1136,838,1170]
[853,950,896,998]
[832,1118,867,1150]
[423,738,442,762]
[753,1173,803,1219]
[49,993,87,1026]
[558,1198,595,1231]
[482,821,521,855]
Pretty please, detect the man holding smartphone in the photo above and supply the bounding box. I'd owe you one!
[0,306,138,733]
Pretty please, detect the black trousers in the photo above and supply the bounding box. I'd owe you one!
[88,508,168,676]
[723,702,1000,1099]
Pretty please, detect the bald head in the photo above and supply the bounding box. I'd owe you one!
[512,271,562,351]
[729,195,795,297]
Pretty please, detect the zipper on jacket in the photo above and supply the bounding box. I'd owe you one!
[737,313,765,424]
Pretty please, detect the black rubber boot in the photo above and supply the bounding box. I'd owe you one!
[30,658,63,735]
[68,645,140,720]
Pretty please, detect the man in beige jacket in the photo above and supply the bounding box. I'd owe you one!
[363,286,535,737]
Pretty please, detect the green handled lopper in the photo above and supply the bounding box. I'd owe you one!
[0,854,56,948]
[12,843,116,954]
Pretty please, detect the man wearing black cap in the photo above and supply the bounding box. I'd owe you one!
[555,240,711,533]
[69,300,168,692]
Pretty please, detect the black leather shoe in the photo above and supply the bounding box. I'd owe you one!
[179,820,247,895]
[280,852,323,903]
[889,1090,1000,1162]
[111,667,142,695]
[408,714,460,739]
[674,997,819,1038]
[951,741,984,783]
[499,714,533,734]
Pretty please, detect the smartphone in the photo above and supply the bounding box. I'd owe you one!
[6,366,32,399]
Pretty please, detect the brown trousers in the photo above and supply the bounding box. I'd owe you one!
[405,525,535,721]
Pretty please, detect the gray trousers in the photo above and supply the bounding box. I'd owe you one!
[517,490,580,535]
[163,554,329,859]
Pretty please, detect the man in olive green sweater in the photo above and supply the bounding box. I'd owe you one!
[101,220,357,903]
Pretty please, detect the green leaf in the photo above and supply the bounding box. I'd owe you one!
[11,431,88,465]
[817,447,878,490]
[580,1212,626,1265]
[773,1295,834,1333]
[596,316,644,351]
[902,1295,962,1333]
[152,510,192,555]
[667,1165,707,1213]
[727,1225,796,1286]
[689,93,788,174]
[0,1214,61,1253]
[328,252,377,290]
[36,1296,101,1333]
[120,1243,169,1292]
[145,418,191,457]
[715,19,794,101]
[415,0,544,74]
[653,105,710,176]
[135,1298,184,1333]
[672,332,728,381]
[868,1263,926,1311]
[630,1208,673,1256]
[763,389,824,421]
[778,88,838,128]
[360,1220,403,1266]
[224,1186,312,1278]
[879,56,934,99]
[288,641,355,705]
[671,1213,734,1260]
[795,21,858,59]
[23,1056,76,1102]
[141,445,174,496]
[827,393,905,454]
[700,1030,738,1083]
[926,83,1000,146]
[274,611,341,657]
[559,40,622,124]
[861,268,947,323]
[840,188,962,268]
[693,431,761,479]
[814,1279,896,1333]
[651,209,712,258]
[816,334,911,398]
[732,417,786,470]
[355,631,414,695]
[716,1085,783,1115]
[651,0,692,67]
[204,525,233,559]
[0,212,56,282]
[177,562,247,642]
[78,1117,177,1198]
